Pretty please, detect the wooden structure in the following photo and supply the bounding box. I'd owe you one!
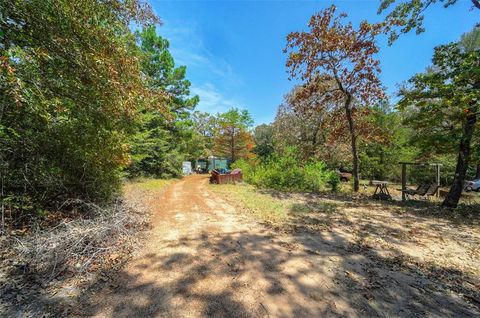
[403,183,440,200]
[210,169,243,184]
[371,181,392,200]
[400,162,442,202]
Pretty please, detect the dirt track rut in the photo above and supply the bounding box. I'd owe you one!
[84,175,479,318]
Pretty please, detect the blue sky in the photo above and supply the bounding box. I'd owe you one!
[149,0,478,125]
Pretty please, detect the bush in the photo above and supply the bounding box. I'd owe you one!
[231,158,257,178]
[233,148,338,192]
[0,0,158,218]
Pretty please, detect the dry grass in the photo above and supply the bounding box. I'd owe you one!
[209,183,302,223]
[210,183,351,224]
[82,175,479,317]
[11,200,148,279]
[210,182,480,307]
[0,178,173,317]
[124,177,175,192]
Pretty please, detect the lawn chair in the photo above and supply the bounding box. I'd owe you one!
[421,184,440,200]
[402,183,430,199]
[402,184,421,196]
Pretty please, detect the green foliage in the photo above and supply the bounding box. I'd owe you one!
[127,115,186,178]
[378,0,479,44]
[358,105,419,181]
[126,26,199,178]
[233,148,338,192]
[190,111,217,158]
[218,108,254,129]
[230,158,257,180]
[399,27,480,158]
[399,26,480,207]
[214,108,255,162]
[0,0,158,214]
[253,124,275,159]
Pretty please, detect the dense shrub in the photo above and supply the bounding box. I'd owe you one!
[0,0,159,220]
[233,148,339,192]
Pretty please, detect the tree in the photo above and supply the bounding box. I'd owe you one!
[272,86,352,170]
[0,0,159,211]
[127,26,199,178]
[461,27,480,179]
[275,86,330,160]
[190,111,217,158]
[358,105,418,182]
[136,26,199,114]
[399,27,480,208]
[214,108,254,162]
[253,124,275,159]
[378,0,480,44]
[284,5,388,191]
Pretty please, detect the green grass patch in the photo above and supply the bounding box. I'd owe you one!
[210,183,317,224]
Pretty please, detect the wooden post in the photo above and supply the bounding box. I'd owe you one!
[401,163,407,202]
[436,164,441,198]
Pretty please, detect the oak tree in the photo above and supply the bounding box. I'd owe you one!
[284,5,388,191]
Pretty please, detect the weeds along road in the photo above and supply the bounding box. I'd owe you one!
[83,174,479,318]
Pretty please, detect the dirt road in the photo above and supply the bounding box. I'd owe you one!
[84,175,479,317]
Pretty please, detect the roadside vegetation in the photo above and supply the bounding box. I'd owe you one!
[233,148,339,193]
[211,4,480,312]
[247,12,480,209]
[1,0,477,236]
[0,1,256,233]
[124,178,175,192]
[0,178,172,316]
[0,0,479,316]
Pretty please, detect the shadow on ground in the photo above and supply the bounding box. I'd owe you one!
[78,226,479,317]
[258,188,480,226]
[5,180,478,317]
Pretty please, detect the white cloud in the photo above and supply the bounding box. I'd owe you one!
[190,83,242,114]
[160,22,243,87]
[169,48,209,67]
[158,21,246,114]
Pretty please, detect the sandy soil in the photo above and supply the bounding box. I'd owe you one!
[82,175,479,317]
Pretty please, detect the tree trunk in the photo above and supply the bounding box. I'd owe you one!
[442,108,477,208]
[476,164,480,179]
[230,128,235,163]
[344,94,359,192]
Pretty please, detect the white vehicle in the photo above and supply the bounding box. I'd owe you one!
[465,179,480,192]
